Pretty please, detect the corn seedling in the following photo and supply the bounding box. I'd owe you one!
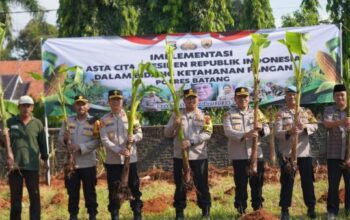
[278,32,309,172]
[247,33,270,175]
[265,105,279,165]
[29,66,85,177]
[115,62,161,208]
[147,44,192,189]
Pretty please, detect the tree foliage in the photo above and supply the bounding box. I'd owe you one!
[57,0,140,37]
[9,17,57,60]
[57,0,235,37]
[326,0,350,60]
[0,0,42,59]
[238,0,275,30]
[139,0,234,34]
[281,0,320,27]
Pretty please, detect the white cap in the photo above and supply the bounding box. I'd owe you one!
[18,95,34,105]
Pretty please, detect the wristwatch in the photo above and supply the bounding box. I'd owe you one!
[190,139,195,146]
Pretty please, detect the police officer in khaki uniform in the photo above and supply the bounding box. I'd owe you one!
[58,95,100,220]
[275,86,318,220]
[100,90,143,220]
[141,91,162,111]
[164,88,213,220]
[223,87,270,216]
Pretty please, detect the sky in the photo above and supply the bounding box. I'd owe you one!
[10,0,329,36]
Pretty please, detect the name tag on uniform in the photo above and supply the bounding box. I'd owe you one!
[10,125,19,129]
[83,130,93,136]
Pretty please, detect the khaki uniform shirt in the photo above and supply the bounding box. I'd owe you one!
[323,105,347,159]
[58,115,100,169]
[100,110,142,164]
[164,108,212,160]
[223,106,270,160]
[275,106,318,158]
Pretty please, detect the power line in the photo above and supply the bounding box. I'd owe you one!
[0,9,58,15]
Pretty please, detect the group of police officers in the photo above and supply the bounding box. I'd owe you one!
[4,84,350,220]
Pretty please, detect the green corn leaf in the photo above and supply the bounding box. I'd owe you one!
[72,66,84,83]
[285,32,309,55]
[28,71,44,80]
[5,101,19,116]
[64,89,76,98]
[64,94,75,105]
[146,63,164,78]
[44,94,59,102]
[49,107,64,117]
[43,51,58,65]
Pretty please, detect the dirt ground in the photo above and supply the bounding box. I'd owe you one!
[39,163,327,187]
[0,163,330,217]
[241,209,279,220]
[318,188,346,203]
[143,195,173,213]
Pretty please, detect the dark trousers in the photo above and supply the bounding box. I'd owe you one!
[232,159,264,211]
[327,159,350,215]
[9,170,40,220]
[64,166,98,216]
[279,157,316,209]
[105,163,143,214]
[173,158,211,210]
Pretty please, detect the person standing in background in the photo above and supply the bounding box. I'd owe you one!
[6,95,49,220]
[323,84,350,219]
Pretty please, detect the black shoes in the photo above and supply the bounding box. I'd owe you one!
[69,215,78,220]
[111,211,119,220]
[89,214,97,220]
[69,214,97,220]
[202,207,210,219]
[253,204,263,211]
[280,208,289,220]
[175,209,184,220]
[307,207,316,219]
[237,207,246,216]
[133,211,142,220]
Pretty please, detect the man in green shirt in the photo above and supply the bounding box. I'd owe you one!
[6,95,49,220]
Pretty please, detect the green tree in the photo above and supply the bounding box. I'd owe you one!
[57,0,140,37]
[281,0,320,27]
[139,0,234,34]
[0,0,41,59]
[9,17,57,60]
[227,0,243,31]
[57,0,235,36]
[239,0,275,30]
[326,0,350,60]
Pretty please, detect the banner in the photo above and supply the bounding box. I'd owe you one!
[42,24,341,115]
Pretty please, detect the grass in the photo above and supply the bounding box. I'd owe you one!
[0,171,348,220]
